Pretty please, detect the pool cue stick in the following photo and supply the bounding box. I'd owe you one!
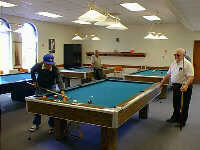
[179,57,184,131]
[27,82,63,97]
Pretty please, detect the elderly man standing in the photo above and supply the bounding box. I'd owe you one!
[159,48,194,127]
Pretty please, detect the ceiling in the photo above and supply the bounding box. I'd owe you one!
[1,0,200,31]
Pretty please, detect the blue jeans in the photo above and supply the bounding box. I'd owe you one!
[33,85,56,128]
[33,114,54,128]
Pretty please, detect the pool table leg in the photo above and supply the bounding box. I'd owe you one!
[139,104,149,119]
[100,127,117,150]
[54,118,65,140]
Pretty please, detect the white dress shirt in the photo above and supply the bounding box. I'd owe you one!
[167,58,194,84]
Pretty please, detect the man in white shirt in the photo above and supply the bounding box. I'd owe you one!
[159,48,194,127]
[91,50,103,80]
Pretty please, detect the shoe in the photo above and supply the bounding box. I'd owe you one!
[29,125,39,132]
[166,118,178,123]
[48,128,54,134]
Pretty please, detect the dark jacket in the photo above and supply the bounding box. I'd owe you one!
[31,62,64,91]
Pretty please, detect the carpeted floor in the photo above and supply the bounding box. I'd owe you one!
[1,84,200,150]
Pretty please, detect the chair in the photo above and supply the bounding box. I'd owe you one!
[0,70,3,74]
[19,68,29,73]
[114,66,123,79]
[9,69,19,74]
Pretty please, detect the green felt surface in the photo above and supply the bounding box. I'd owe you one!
[131,69,168,76]
[45,80,154,108]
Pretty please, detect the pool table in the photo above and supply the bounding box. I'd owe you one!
[124,69,168,99]
[26,79,161,150]
[0,73,35,101]
[60,67,114,79]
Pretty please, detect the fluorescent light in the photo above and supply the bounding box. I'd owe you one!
[120,3,146,11]
[72,20,91,24]
[0,1,17,7]
[78,10,107,22]
[143,15,160,21]
[37,12,63,18]
[106,22,128,30]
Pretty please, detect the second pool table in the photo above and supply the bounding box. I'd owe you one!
[60,67,114,79]
[124,69,168,99]
[0,73,35,101]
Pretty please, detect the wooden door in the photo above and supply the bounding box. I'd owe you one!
[193,40,200,83]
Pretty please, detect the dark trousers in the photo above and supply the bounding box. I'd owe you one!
[33,114,54,128]
[171,83,193,124]
[33,85,56,127]
[94,68,103,80]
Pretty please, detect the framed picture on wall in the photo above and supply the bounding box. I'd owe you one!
[49,39,55,53]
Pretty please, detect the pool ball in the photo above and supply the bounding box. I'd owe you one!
[161,71,163,74]
[62,96,68,101]
[42,95,47,99]
[54,95,58,98]
[88,99,92,104]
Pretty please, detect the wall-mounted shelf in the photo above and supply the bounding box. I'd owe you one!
[86,52,146,57]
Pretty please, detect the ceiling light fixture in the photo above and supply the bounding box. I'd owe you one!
[106,18,128,30]
[75,2,128,30]
[78,3,107,23]
[72,20,91,24]
[72,33,101,41]
[72,34,83,40]
[78,9,107,23]
[144,32,168,40]
[94,17,115,26]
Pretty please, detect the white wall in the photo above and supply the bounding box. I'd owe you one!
[4,15,78,66]
[3,15,200,68]
[80,24,200,67]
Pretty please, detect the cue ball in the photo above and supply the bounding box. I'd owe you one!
[54,95,58,98]
[73,99,78,103]
[42,95,47,99]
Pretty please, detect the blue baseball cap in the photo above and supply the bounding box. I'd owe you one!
[43,54,55,65]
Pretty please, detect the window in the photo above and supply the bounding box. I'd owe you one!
[0,18,12,74]
[21,23,38,70]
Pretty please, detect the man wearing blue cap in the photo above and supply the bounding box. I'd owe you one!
[29,54,67,134]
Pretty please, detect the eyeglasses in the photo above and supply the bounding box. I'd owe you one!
[174,54,180,57]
